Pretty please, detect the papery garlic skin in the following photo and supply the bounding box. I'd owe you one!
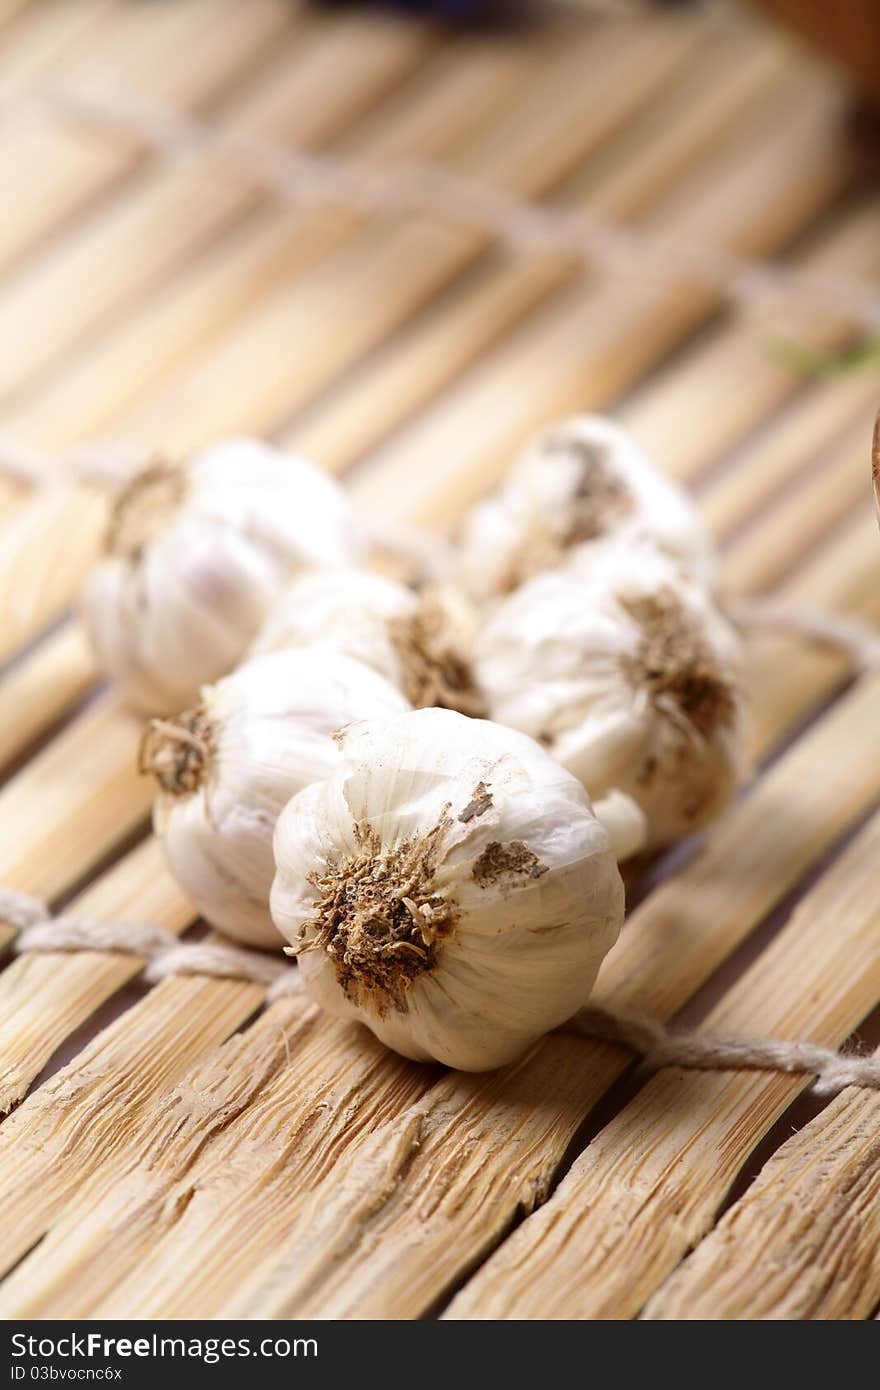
[82,439,363,714]
[146,649,409,949]
[475,539,745,851]
[272,708,624,1070]
[457,415,715,603]
[252,570,484,715]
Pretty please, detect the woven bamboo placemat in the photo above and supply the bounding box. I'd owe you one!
[0,0,879,1320]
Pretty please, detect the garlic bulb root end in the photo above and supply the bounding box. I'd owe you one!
[389,587,485,717]
[138,706,214,796]
[296,814,458,1016]
[623,588,737,741]
[106,460,185,560]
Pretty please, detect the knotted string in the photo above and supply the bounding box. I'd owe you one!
[0,439,147,489]
[573,1007,880,1099]
[730,597,880,674]
[1,84,878,328]
[2,886,876,1097]
[4,893,302,1005]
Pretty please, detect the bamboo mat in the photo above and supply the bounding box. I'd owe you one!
[0,0,879,1321]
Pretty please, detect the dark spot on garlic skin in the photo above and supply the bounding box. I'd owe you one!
[623,588,737,741]
[138,704,215,796]
[472,840,548,889]
[558,438,635,546]
[459,781,493,823]
[106,460,186,561]
[498,437,635,593]
[622,588,739,827]
[302,812,458,1017]
[389,590,486,717]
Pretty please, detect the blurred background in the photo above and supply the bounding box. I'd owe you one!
[0,0,878,643]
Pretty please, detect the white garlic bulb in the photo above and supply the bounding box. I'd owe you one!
[141,649,409,949]
[475,538,746,851]
[252,569,484,715]
[457,414,714,603]
[82,439,362,713]
[271,707,625,1070]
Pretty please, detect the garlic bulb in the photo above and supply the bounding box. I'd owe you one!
[457,414,714,603]
[141,649,409,949]
[82,439,362,713]
[252,569,484,715]
[474,539,746,851]
[271,707,625,1070]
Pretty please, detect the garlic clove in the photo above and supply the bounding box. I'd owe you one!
[272,707,625,1070]
[457,414,715,603]
[592,790,648,862]
[474,537,746,852]
[81,439,363,714]
[252,569,418,675]
[252,569,485,716]
[143,648,409,949]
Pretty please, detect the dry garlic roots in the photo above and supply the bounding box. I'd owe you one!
[82,439,362,713]
[475,538,746,851]
[142,649,408,949]
[457,414,714,603]
[272,707,625,1070]
[251,570,484,715]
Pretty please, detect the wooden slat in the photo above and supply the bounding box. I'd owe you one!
[702,374,879,538]
[0,482,107,662]
[0,691,149,898]
[0,1007,434,1318]
[289,32,796,470]
[0,1,116,82]
[0,1,51,44]
[71,16,703,452]
[747,511,880,757]
[0,840,191,1111]
[0,622,96,772]
[0,970,268,1276]
[0,11,434,406]
[448,798,880,1319]
[0,23,550,452]
[643,1060,880,1318]
[349,75,850,531]
[0,5,303,527]
[0,2,298,285]
[721,418,874,597]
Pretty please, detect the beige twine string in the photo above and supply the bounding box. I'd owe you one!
[0,439,147,489]
[2,85,879,328]
[2,890,302,1004]
[572,1007,880,1098]
[730,597,880,674]
[2,885,877,1096]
